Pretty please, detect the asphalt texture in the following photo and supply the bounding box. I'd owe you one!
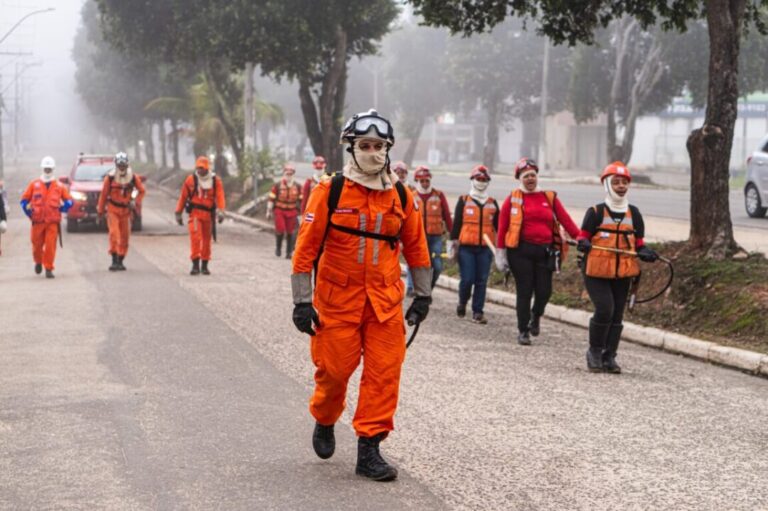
[1,168,767,510]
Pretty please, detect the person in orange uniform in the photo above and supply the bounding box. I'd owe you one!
[267,164,302,259]
[448,165,499,324]
[175,156,225,275]
[291,109,432,482]
[392,161,412,191]
[20,156,73,278]
[577,162,658,373]
[412,165,452,291]
[97,152,145,271]
[301,156,330,213]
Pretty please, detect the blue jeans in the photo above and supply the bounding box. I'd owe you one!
[458,245,493,314]
[407,235,443,291]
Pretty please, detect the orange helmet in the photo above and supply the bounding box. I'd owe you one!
[514,157,538,179]
[283,163,296,175]
[414,165,432,180]
[195,156,210,171]
[600,161,631,182]
[470,164,491,181]
[312,155,326,168]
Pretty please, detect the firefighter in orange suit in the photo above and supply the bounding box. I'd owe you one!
[576,162,658,373]
[20,156,73,278]
[97,152,145,271]
[291,109,432,482]
[301,155,331,213]
[267,163,302,259]
[175,156,225,275]
[412,165,453,291]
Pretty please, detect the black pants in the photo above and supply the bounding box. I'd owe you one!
[507,242,552,333]
[584,275,631,325]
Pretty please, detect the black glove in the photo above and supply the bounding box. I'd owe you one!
[293,303,320,335]
[637,245,659,263]
[175,212,184,226]
[217,213,224,224]
[577,238,591,253]
[405,296,431,326]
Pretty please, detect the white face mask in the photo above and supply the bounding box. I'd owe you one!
[472,180,489,192]
[353,145,388,175]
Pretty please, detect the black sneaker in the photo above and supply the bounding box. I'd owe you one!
[35,263,42,275]
[356,434,397,482]
[312,422,335,459]
[472,312,487,324]
[529,315,540,337]
[456,303,466,318]
[517,331,531,346]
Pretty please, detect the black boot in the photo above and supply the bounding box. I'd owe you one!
[602,324,624,374]
[35,263,42,275]
[275,234,283,257]
[529,314,541,337]
[517,330,531,345]
[285,232,294,259]
[356,434,398,482]
[201,260,210,275]
[587,319,611,373]
[190,258,201,275]
[456,303,466,318]
[117,255,126,271]
[312,422,335,459]
[109,253,120,272]
[45,269,55,279]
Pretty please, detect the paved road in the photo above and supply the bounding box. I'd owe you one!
[1,167,767,510]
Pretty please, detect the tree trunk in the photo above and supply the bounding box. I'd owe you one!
[171,118,181,171]
[204,61,244,173]
[159,120,168,170]
[686,0,745,258]
[145,122,156,165]
[607,17,637,162]
[403,118,425,167]
[482,97,501,168]
[297,26,348,173]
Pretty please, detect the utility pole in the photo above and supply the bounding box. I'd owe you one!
[538,37,550,170]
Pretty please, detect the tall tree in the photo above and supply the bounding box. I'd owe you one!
[410,0,768,259]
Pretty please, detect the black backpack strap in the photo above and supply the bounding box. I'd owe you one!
[394,180,407,210]
[314,174,346,276]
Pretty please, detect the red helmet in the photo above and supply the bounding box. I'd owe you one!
[514,157,539,179]
[600,161,632,182]
[470,164,491,181]
[283,163,296,175]
[392,161,408,172]
[414,165,432,180]
[312,155,326,168]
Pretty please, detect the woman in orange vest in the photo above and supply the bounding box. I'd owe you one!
[448,165,499,324]
[97,152,145,271]
[411,165,452,291]
[291,109,431,482]
[175,156,225,275]
[576,161,658,373]
[267,163,302,259]
[20,156,73,278]
[496,158,580,345]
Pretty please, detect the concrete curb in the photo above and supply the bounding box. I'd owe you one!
[436,274,768,378]
[156,180,768,378]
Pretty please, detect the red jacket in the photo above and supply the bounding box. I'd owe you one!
[497,191,579,247]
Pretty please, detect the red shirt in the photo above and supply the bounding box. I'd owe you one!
[496,191,580,247]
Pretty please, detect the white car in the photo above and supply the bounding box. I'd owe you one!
[745,135,768,218]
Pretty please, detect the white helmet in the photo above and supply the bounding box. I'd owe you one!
[40,156,56,169]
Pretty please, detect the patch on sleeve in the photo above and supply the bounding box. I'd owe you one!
[304,212,315,223]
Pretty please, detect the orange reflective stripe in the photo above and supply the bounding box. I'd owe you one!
[503,190,525,248]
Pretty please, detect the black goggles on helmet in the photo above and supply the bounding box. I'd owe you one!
[344,114,393,143]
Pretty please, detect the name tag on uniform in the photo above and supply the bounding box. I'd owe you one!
[511,207,518,215]
[333,208,358,214]
[466,208,475,215]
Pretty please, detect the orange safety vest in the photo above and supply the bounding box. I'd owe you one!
[274,181,301,210]
[503,189,569,260]
[585,206,640,279]
[415,190,445,235]
[458,195,497,246]
[29,179,65,224]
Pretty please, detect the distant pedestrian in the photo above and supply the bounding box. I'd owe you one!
[0,185,7,256]
[449,165,499,324]
[175,156,225,275]
[577,161,658,373]
[496,158,580,345]
[267,163,302,259]
[301,156,330,214]
[411,165,452,292]
[19,156,73,278]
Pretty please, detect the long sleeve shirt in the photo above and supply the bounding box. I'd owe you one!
[496,191,580,247]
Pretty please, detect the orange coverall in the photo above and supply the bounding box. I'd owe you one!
[175,174,225,261]
[21,179,72,271]
[97,173,145,257]
[292,178,430,438]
